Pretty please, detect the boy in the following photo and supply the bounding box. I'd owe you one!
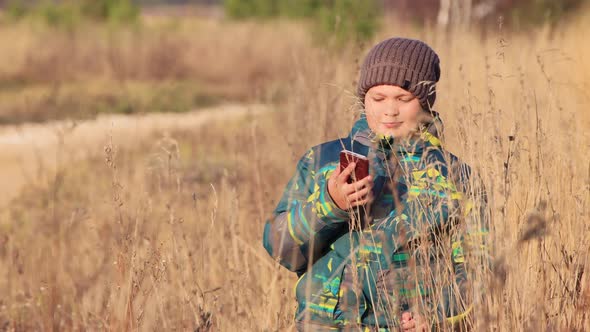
[263,37,488,331]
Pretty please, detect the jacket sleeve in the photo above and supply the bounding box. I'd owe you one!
[262,148,351,273]
[444,168,490,327]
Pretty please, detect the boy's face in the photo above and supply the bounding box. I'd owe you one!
[364,85,426,139]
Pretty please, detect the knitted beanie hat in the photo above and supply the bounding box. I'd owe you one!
[357,37,441,110]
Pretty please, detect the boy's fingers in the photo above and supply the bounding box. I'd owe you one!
[350,193,373,207]
[401,311,415,331]
[348,175,373,192]
[402,319,416,329]
[401,312,413,322]
[347,186,370,201]
[332,164,342,176]
[338,162,355,182]
[356,197,371,206]
[330,164,344,188]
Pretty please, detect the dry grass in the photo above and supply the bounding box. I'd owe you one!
[0,10,589,332]
[0,17,307,123]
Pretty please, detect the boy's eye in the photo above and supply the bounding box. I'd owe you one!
[398,96,413,102]
[372,97,385,102]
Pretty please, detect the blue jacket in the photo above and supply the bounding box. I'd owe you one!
[263,114,489,330]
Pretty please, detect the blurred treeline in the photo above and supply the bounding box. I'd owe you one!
[0,0,590,30]
[0,0,587,123]
[0,0,380,43]
[224,0,588,41]
[1,0,586,38]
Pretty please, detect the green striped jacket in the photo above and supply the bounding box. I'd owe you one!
[263,113,489,330]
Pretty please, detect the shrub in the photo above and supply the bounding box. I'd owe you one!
[223,0,380,44]
[4,0,139,26]
[80,0,139,23]
[223,0,278,19]
[35,2,80,27]
[314,0,380,45]
[5,1,28,21]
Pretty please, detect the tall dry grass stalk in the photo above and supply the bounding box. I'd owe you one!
[0,12,589,331]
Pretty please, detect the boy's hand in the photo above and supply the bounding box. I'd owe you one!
[327,162,373,210]
[401,311,429,332]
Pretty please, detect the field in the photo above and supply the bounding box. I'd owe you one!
[0,8,589,332]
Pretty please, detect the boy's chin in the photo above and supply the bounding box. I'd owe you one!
[375,129,404,139]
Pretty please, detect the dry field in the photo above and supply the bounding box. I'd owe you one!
[0,10,589,332]
[0,17,306,123]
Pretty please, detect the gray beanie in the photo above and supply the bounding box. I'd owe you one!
[357,37,441,110]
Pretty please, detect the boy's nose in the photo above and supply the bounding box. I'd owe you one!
[384,106,400,116]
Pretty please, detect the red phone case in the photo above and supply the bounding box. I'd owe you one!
[339,150,369,184]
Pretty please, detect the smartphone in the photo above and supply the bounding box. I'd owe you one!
[339,150,369,184]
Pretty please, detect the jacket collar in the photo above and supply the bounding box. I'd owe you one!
[348,111,444,156]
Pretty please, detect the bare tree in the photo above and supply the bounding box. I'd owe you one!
[437,0,474,28]
[473,0,500,19]
[437,0,451,26]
